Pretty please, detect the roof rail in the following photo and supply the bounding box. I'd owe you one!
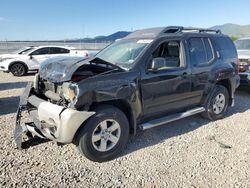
[162,26,221,34]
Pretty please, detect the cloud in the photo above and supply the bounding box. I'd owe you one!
[0,17,8,22]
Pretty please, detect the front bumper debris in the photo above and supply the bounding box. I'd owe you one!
[14,82,95,149]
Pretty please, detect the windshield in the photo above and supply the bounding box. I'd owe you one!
[11,47,34,54]
[235,39,250,50]
[96,39,152,68]
[20,47,36,55]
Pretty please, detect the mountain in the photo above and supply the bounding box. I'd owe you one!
[8,24,250,43]
[94,31,131,42]
[67,31,131,43]
[210,23,250,37]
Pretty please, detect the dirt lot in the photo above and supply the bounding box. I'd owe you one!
[0,71,250,187]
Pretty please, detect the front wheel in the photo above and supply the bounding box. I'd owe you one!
[76,105,129,162]
[10,63,27,76]
[202,85,229,120]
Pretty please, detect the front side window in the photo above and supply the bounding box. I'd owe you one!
[30,47,50,55]
[50,47,70,54]
[150,40,183,70]
[96,39,151,68]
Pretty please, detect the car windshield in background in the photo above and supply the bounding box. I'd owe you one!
[11,47,34,54]
[21,47,36,55]
[96,39,152,68]
[235,39,250,50]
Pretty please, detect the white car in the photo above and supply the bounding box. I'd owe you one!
[0,46,75,76]
[235,38,250,88]
[0,46,34,61]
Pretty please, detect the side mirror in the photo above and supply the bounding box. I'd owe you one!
[29,55,33,59]
[150,57,166,71]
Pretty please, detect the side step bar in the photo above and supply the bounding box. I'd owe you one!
[139,107,205,130]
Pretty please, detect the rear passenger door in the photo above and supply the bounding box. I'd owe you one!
[188,37,216,105]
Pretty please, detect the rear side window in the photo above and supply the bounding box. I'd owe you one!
[189,38,214,66]
[211,37,237,58]
[50,47,70,54]
[189,38,205,66]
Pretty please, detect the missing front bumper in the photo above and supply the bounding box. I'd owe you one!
[14,82,95,149]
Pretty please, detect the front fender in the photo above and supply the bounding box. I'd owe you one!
[74,71,140,109]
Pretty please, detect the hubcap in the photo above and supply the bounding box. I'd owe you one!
[92,119,121,152]
[11,64,24,75]
[212,93,226,114]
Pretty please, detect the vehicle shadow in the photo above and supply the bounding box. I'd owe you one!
[22,136,50,149]
[0,96,20,116]
[0,81,27,91]
[25,72,37,76]
[121,90,250,158]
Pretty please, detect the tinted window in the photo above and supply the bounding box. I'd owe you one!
[211,37,237,58]
[204,38,214,62]
[189,38,207,66]
[31,47,50,55]
[50,47,70,54]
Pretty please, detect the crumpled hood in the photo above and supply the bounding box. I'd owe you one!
[237,50,250,59]
[39,56,89,83]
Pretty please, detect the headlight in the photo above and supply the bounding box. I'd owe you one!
[61,82,78,104]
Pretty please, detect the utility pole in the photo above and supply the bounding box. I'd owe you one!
[5,38,8,53]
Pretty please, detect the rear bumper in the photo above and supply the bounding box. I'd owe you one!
[229,75,240,106]
[14,82,95,149]
[239,72,250,87]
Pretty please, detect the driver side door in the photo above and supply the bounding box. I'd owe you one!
[140,39,192,118]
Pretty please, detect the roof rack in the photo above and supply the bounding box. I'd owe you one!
[162,26,221,34]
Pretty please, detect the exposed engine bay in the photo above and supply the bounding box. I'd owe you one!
[34,56,123,108]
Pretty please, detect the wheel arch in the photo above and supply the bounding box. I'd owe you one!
[216,79,233,105]
[8,61,28,72]
[88,99,137,135]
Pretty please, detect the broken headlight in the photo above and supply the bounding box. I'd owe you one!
[61,82,78,104]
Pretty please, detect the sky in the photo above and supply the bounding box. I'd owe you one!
[0,0,250,40]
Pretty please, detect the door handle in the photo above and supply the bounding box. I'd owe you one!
[182,72,188,78]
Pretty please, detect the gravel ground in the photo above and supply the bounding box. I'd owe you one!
[0,71,250,187]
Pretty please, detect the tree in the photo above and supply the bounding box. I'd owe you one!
[231,36,238,41]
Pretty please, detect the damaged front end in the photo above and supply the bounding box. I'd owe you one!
[14,55,139,149]
[14,80,95,149]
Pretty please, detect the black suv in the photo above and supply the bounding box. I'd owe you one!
[15,26,240,162]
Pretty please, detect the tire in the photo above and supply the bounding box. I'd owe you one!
[76,105,129,162]
[10,63,27,76]
[202,85,229,120]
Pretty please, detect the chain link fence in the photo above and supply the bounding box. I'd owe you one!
[0,41,110,54]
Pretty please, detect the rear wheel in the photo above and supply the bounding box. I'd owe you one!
[10,63,27,76]
[76,105,129,162]
[202,85,229,120]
